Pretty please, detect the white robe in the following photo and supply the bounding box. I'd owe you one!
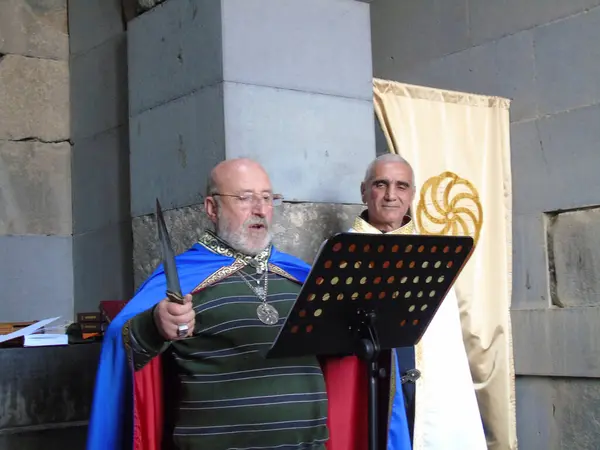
[348,215,487,450]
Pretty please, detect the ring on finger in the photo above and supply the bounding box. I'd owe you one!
[177,323,189,338]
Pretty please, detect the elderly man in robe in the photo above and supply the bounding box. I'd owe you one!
[88,158,364,450]
[323,153,487,450]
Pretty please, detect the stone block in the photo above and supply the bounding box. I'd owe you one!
[72,126,129,234]
[0,0,68,60]
[372,0,469,73]
[515,376,600,450]
[221,0,372,101]
[534,7,600,116]
[223,82,375,204]
[548,207,600,308]
[70,33,128,139]
[129,84,226,218]
[394,31,537,123]
[132,204,212,287]
[510,120,547,215]
[128,0,373,116]
[536,104,600,211]
[132,202,364,287]
[271,202,364,264]
[0,235,73,322]
[127,0,223,116]
[72,222,133,313]
[68,0,124,56]
[0,140,72,236]
[0,344,100,429]
[0,55,69,141]
[511,213,550,309]
[511,308,600,377]
[469,0,600,45]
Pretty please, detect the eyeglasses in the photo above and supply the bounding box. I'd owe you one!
[211,192,284,208]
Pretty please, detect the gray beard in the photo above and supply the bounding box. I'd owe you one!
[215,215,272,256]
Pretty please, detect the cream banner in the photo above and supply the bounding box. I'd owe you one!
[373,79,516,450]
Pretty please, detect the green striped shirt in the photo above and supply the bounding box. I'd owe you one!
[128,265,329,450]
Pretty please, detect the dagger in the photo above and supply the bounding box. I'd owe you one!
[155,199,185,305]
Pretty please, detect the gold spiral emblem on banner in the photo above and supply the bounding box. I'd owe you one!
[415,171,483,245]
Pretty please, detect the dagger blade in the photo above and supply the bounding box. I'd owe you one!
[156,199,184,304]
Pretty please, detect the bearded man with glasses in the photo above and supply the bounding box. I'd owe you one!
[88,158,359,450]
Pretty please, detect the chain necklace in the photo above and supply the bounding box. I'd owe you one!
[238,261,279,325]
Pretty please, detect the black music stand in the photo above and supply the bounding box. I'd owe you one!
[267,232,474,450]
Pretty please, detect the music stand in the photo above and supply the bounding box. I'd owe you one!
[267,232,474,450]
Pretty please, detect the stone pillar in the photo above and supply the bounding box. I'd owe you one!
[68,0,133,314]
[0,1,71,321]
[128,0,375,283]
[0,0,133,322]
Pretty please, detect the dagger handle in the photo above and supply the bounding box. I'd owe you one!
[166,290,185,305]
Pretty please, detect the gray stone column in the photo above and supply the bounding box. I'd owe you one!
[68,0,133,314]
[0,1,71,321]
[128,0,374,284]
[0,0,133,322]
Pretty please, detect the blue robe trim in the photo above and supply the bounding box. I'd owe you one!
[387,348,413,449]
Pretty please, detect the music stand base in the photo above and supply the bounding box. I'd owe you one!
[355,311,381,450]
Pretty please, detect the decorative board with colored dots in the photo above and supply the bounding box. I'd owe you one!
[268,232,474,359]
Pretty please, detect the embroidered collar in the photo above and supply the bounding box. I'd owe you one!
[198,230,271,268]
[352,210,415,235]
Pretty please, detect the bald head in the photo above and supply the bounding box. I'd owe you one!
[207,158,269,197]
[204,158,274,255]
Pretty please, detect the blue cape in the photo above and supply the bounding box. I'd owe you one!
[86,242,410,449]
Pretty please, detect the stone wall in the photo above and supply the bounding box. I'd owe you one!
[0,0,72,321]
[371,0,600,447]
[0,0,133,321]
[133,203,364,286]
[127,0,375,287]
[68,0,133,314]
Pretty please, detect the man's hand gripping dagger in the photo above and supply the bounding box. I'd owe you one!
[153,199,195,340]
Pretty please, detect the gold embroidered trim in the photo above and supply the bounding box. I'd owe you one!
[197,230,271,266]
[388,351,396,438]
[191,260,246,294]
[268,264,300,283]
[351,212,416,235]
[122,319,133,368]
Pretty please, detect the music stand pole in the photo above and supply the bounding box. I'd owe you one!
[354,309,381,450]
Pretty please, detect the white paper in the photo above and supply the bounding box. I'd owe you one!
[0,316,62,344]
[24,334,69,347]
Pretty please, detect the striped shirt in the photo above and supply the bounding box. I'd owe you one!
[129,265,329,450]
